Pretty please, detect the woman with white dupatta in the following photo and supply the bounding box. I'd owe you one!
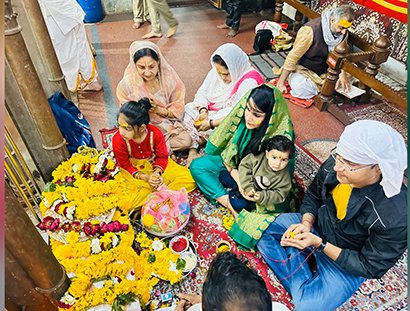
[184,43,264,166]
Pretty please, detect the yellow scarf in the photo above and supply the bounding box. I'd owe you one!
[331,183,352,220]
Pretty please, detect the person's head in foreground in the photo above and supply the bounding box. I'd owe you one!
[264,135,295,172]
[333,120,406,197]
[117,98,151,141]
[202,252,272,311]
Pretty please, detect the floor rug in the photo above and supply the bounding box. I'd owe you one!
[250,50,288,81]
[249,52,407,142]
[151,143,407,310]
[301,139,337,163]
[340,100,408,143]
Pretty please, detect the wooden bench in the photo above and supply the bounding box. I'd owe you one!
[272,0,407,124]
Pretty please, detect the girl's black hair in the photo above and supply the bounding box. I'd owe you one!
[133,48,159,64]
[212,54,228,69]
[263,135,295,158]
[118,98,152,127]
[242,84,275,158]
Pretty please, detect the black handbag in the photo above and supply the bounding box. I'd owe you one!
[252,29,273,54]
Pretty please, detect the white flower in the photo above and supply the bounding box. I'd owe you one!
[112,234,119,247]
[61,193,68,202]
[43,198,50,208]
[93,280,105,289]
[91,238,102,254]
[126,268,135,281]
[60,292,76,305]
[51,199,64,209]
[112,276,120,284]
[169,260,178,274]
[72,163,80,173]
[67,272,76,279]
[65,205,76,220]
[110,167,120,177]
[94,161,104,174]
[152,240,164,252]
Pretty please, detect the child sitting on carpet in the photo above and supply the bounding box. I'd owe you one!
[219,135,294,213]
[112,98,196,207]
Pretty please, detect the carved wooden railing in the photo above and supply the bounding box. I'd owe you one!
[273,0,407,124]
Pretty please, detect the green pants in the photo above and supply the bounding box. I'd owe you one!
[148,0,178,33]
[133,0,150,23]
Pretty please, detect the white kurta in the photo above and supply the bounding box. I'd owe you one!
[38,0,97,91]
[183,43,260,147]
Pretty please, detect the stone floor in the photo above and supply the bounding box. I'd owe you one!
[79,3,345,149]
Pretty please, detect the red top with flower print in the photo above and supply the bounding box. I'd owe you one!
[112,124,168,176]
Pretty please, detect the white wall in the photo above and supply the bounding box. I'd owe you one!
[102,0,131,14]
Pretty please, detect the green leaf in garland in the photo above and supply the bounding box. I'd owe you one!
[176,258,186,270]
[44,182,56,192]
[148,253,156,263]
[111,293,137,311]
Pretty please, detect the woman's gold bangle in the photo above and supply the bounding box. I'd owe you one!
[199,107,208,114]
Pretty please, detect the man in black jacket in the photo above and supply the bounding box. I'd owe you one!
[257,120,407,311]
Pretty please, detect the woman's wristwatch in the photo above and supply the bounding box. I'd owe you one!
[315,241,327,252]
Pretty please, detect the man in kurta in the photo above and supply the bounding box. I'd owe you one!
[276,5,354,99]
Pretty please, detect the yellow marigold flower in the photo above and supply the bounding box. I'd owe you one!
[142,214,155,228]
[66,232,80,244]
[223,214,234,230]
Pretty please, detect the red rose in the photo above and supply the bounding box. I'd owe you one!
[54,202,63,213]
[83,222,92,236]
[71,221,81,232]
[50,219,60,231]
[91,224,100,235]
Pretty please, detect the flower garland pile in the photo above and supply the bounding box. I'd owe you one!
[38,147,186,311]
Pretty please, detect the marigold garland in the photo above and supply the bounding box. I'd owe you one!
[38,148,186,311]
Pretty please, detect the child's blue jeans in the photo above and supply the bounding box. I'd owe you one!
[257,213,365,311]
[218,170,255,212]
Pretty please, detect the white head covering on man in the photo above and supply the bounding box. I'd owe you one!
[336,120,407,198]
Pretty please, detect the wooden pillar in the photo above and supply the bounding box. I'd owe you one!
[5,182,70,306]
[360,35,390,102]
[315,38,350,111]
[5,0,69,181]
[12,0,71,100]
[273,0,284,22]
[5,248,57,311]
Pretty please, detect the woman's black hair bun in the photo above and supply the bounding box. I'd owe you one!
[138,97,152,111]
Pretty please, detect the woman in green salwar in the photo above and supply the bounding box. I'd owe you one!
[190,83,296,249]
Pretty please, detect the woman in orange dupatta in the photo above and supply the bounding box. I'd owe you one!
[117,40,191,154]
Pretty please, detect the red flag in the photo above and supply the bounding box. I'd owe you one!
[352,0,407,23]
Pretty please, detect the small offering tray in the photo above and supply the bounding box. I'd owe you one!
[162,235,198,277]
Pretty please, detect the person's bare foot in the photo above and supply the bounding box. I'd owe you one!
[217,23,231,29]
[186,148,200,168]
[166,26,178,38]
[142,31,162,39]
[132,22,141,29]
[227,29,238,37]
[79,80,102,92]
